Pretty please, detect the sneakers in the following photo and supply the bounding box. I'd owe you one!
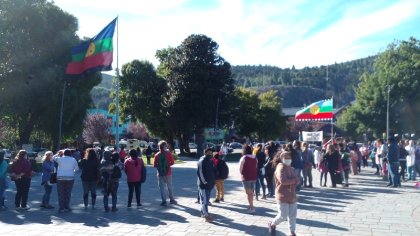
[247,207,256,214]
[20,206,30,211]
[169,200,177,204]
[268,222,276,236]
[204,215,214,223]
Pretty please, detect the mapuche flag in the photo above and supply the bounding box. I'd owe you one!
[65,18,117,78]
[295,99,333,121]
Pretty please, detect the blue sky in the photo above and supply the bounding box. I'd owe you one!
[53,0,420,70]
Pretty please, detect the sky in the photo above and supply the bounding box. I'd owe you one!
[53,0,420,71]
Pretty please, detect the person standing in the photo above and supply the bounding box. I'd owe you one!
[145,146,153,165]
[100,151,122,212]
[212,153,228,203]
[398,140,408,182]
[386,137,400,187]
[324,144,340,188]
[255,143,267,200]
[124,149,144,208]
[301,142,315,188]
[264,143,276,197]
[291,141,303,191]
[239,144,258,214]
[338,143,351,187]
[0,150,8,210]
[220,142,229,161]
[154,140,176,206]
[350,145,359,175]
[268,151,299,236]
[197,148,216,222]
[56,149,79,213]
[79,148,100,209]
[40,151,55,209]
[10,150,33,210]
[406,140,416,180]
[313,146,322,169]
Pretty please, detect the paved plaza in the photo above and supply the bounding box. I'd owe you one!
[1,157,419,236]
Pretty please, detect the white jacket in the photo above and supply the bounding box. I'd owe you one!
[406,146,416,166]
[56,155,79,179]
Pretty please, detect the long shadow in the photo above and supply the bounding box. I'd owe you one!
[297,218,348,231]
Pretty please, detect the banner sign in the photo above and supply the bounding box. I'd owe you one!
[204,128,225,140]
[302,131,323,142]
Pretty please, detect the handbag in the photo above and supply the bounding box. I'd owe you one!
[49,170,57,185]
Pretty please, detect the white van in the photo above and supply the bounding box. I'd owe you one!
[119,139,148,151]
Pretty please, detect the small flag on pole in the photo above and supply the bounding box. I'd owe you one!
[65,17,117,78]
[295,99,333,121]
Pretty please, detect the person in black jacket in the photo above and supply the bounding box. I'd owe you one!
[324,144,340,188]
[387,137,400,187]
[255,143,267,200]
[79,148,100,209]
[197,148,216,222]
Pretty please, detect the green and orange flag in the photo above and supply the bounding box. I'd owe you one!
[66,17,117,78]
[295,99,333,121]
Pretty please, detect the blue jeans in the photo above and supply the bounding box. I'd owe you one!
[104,182,118,209]
[158,175,174,202]
[199,188,212,216]
[294,169,302,191]
[255,169,266,197]
[388,162,400,187]
[42,183,53,205]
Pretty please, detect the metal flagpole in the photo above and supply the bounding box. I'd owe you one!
[57,80,67,151]
[115,16,120,149]
[331,97,334,142]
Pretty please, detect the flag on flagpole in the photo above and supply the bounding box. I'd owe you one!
[295,99,333,121]
[65,17,117,78]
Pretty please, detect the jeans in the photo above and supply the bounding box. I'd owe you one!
[265,174,274,196]
[320,172,328,186]
[388,162,400,187]
[127,181,141,206]
[199,188,212,216]
[271,202,297,234]
[42,183,53,206]
[82,181,97,207]
[302,168,312,186]
[104,182,118,209]
[294,169,302,191]
[15,178,31,208]
[255,169,266,197]
[57,179,74,210]
[158,175,175,202]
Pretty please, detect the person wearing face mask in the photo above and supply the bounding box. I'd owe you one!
[10,150,34,210]
[268,151,299,236]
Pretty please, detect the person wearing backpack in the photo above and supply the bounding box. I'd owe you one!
[154,140,176,206]
[100,151,122,212]
[124,149,144,208]
[212,152,229,203]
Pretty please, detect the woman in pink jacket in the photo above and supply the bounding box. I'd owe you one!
[124,149,144,208]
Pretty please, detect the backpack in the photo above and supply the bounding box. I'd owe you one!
[140,159,147,183]
[218,160,229,180]
[157,152,169,176]
[111,165,122,179]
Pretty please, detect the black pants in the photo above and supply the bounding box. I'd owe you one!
[265,174,274,196]
[329,171,338,187]
[400,161,407,180]
[127,182,141,206]
[15,178,31,208]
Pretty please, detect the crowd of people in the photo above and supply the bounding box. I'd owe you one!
[1,137,420,236]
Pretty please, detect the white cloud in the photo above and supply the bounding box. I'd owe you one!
[52,0,420,70]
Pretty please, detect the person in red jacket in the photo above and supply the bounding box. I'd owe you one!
[154,140,176,206]
[239,144,258,214]
[124,149,144,208]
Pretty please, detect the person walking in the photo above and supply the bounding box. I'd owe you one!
[301,142,315,188]
[324,144,340,188]
[124,149,144,208]
[40,151,55,209]
[154,140,176,206]
[79,148,100,210]
[55,149,79,213]
[0,150,9,210]
[10,150,34,210]
[255,143,267,200]
[268,151,299,236]
[239,144,258,214]
[197,148,216,222]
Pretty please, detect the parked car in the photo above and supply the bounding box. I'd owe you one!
[188,143,197,149]
[229,142,243,150]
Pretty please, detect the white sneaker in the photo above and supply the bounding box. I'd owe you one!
[247,207,256,214]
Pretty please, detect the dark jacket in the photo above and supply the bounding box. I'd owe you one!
[79,158,99,182]
[324,151,340,172]
[197,155,216,190]
[387,142,400,163]
[302,149,314,170]
[291,149,303,169]
[256,151,266,169]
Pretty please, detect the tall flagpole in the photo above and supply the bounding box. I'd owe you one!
[331,97,334,142]
[115,16,120,149]
[57,80,67,151]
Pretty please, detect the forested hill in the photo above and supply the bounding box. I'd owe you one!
[231,56,376,107]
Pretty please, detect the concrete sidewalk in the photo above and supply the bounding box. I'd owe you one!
[0,158,419,236]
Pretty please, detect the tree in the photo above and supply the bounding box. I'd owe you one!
[126,122,149,140]
[156,34,234,156]
[0,0,100,148]
[82,113,111,144]
[230,87,260,138]
[338,38,420,138]
[256,90,286,140]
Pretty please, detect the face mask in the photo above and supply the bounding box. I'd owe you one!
[283,159,292,166]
